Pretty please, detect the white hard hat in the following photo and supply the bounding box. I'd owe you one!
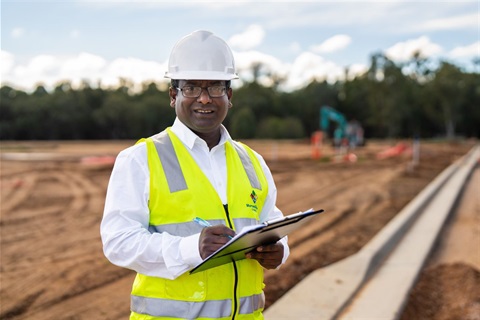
[165,30,238,80]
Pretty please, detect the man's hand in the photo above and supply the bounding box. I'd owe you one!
[245,242,284,269]
[198,225,236,260]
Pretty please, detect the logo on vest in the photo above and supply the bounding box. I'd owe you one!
[250,190,258,203]
[247,190,259,212]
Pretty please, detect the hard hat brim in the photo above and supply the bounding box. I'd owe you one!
[164,71,239,80]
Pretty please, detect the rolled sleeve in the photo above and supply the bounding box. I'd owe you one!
[179,233,203,267]
[101,143,198,279]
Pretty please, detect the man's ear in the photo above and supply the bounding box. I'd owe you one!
[169,87,177,108]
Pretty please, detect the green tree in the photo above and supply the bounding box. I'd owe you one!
[256,116,305,139]
[0,86,18,139]
[93,91,135,139]
[460,71,480,137]
[230,107,256,139]
[428,62,468,139]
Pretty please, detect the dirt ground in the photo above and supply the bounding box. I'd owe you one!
[0,139,478,319]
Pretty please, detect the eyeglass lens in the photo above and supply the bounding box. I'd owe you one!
[179,86,226,98]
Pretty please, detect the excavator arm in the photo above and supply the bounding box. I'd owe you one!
[320,105,347,138]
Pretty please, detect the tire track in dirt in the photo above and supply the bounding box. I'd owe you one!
[0,162,119,319]
[1,173,38,214]
[12,273,134,320]
[262,159,416,307]
[272,159,404,249]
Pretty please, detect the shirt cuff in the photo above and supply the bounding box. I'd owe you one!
[179,233,203,268]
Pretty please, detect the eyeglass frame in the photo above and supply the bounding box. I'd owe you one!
[175,85,228,98]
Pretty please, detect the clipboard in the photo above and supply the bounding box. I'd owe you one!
[190,208,324,274]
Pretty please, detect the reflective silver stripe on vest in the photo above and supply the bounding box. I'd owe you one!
[149,218,258,236]
[239,292,265,314]
[151,132,261,193]
[232,141,261,190]
[131,293,264,318]
[151,131,188,193]
[232,217,258,231]
[131,295,232,318]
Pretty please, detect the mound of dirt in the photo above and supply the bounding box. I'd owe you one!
[400,263,480,320]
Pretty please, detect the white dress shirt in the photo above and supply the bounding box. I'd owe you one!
[101,118,289,279]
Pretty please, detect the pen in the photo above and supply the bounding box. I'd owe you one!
[193,217,233,239]
[193,217,212,228]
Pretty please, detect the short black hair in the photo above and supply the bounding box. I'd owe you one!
[171,80,231,89]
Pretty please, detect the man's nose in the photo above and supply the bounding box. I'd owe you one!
[197,88,212,104]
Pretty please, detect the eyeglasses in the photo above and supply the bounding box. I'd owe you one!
[176,85,227,98]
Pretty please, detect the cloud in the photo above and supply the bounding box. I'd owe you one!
[228,25,266,51]
[233,50,288,86]
[311,35,352,54]
[416,13,478,32]
[11,28,25,38]
[346,63,368,80]
[449,41,480,59]
[234,48,367,90]
[20,55,58,76]
[285,52,344,90]
[1,52,167,91]
[385,36,443,62]
[60,52,106,86]
[235,50,284,72]
[1,51,15,76]
[9,54,60,89]
[103,57,166,87]
[234,47,365,90]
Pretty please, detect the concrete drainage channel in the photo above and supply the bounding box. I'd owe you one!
[265,145,480,320]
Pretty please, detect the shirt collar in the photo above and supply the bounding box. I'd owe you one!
[171,118,232,150]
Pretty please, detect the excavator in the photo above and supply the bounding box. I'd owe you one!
[319,105,364,147]
[311,106,364,159]
[320,105,347,147]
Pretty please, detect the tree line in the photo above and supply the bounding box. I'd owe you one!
[1,53,479,141]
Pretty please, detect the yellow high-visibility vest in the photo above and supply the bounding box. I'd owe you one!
[131,128,268,320]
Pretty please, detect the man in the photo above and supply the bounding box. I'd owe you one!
[101,30,289,320]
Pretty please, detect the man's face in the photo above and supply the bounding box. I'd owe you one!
[169,80,232,135]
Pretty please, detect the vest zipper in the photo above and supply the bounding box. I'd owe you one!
[231,261,239,320]
[223,204,239,320]
[223,204,234,230]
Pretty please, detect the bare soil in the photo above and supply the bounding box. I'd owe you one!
[400,164,480,320]
[0,139,478,319]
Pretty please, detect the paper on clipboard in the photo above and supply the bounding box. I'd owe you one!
[189,208,324,274]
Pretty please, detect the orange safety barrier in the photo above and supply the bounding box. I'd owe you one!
[376,142,409,160]
[311,131,323,159]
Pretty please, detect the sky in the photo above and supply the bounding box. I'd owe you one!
[1,0,479,92]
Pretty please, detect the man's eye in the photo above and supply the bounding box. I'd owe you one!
[211,86,224,92]
[184,86,195,92]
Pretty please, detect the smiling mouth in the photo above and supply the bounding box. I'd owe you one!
[195,109,214,114]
